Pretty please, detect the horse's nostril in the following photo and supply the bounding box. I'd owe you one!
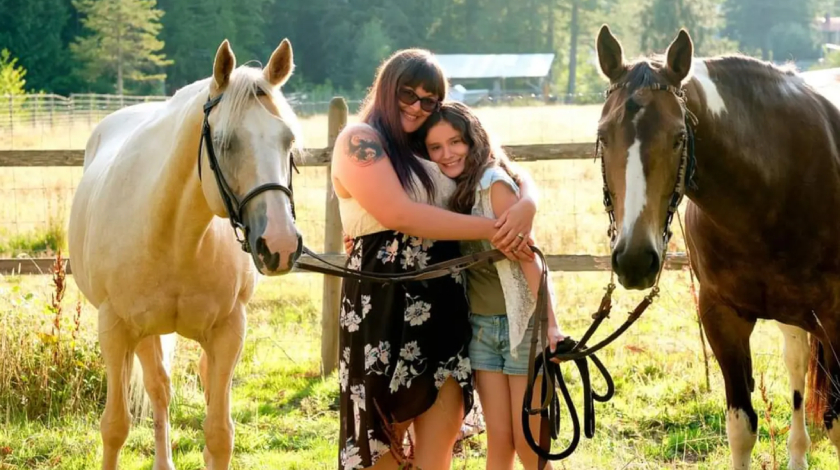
[648,249,661,272]
[255,237,280,272]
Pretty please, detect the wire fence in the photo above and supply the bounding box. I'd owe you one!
[0,91,604,149]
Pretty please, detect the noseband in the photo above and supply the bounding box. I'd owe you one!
[596,82,697,248]
[198,93,300,254]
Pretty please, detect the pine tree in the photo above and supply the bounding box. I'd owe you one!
[70,0,171,94]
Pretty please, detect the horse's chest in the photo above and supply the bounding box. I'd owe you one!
[109,270,251,340]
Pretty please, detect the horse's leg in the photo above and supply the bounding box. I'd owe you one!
[98,302,138,470]
[700,293,757,470]
[201,304,246,470]
[778,323,811,470]
[135,335,175,470]
[198,349,210,405]
[820,327,840,467]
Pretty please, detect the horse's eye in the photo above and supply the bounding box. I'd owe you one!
[673,132,686,151]
[597,134,608,147]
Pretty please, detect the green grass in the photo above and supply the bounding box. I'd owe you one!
[1,270,839,469]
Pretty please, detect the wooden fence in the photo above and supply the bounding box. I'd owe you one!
[0,97,688,375]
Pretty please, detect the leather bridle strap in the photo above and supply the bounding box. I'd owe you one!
[197,93,299,253]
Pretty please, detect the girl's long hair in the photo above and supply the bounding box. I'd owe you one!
[358,49,447,202]
[420,101,521,214]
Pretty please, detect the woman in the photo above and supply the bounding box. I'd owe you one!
[330,48,539,470]
[423,101,563,470]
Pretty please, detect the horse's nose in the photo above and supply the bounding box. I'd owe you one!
[612,242,660,290]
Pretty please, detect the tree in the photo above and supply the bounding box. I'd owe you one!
[640,0,734,57]
[0,0,75,93]
[557,0,620,101]
[0,49,27,95]
[724,0,820,61]
[352,19,392,91]
[70,0,171,94]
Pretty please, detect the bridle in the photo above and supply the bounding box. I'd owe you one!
[199,92,300,254]
[597,81,698,248]
[519,80,699,469]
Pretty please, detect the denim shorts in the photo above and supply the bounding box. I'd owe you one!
[468,313,535,376]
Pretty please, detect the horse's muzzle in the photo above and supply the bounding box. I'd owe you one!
[611,242,660,290]
[252,231,302,275]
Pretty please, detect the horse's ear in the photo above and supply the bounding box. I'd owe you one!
[665,29,694,83]
[597,24,625,82]
[265,38,294,87]
[213,39,236,90]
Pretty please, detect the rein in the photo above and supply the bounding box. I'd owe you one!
[199,93,300,254]
[296,246,510,284]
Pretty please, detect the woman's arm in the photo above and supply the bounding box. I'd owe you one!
[332,123,497,242]
[490,180,564,352]
[492,166,539,251]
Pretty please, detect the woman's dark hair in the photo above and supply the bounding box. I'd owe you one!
[420,101,521,214]
[358,49,447,202]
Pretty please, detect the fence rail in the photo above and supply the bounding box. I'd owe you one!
[0,96,690,376]
[0,142,597,167]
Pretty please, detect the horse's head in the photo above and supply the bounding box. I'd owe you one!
[200,39,303,275]
[596,25,694,290]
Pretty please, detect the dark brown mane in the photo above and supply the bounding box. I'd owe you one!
[619,54,802,98]
[621,57,670,91]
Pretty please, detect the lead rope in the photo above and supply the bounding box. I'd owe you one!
[522,247,664,468]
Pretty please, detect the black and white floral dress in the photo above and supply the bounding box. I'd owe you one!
[336,157,474,469]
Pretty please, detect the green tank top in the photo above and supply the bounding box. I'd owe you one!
[463,240,507,315]
[459,165,521,316]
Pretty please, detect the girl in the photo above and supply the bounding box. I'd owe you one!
[330,49,540,470]
[422,101,564,470]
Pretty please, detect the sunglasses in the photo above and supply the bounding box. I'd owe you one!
[398,88,440,113]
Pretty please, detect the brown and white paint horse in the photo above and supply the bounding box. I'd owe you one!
[595,25,840,469]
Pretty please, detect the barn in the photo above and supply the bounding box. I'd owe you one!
[433,53,556,104]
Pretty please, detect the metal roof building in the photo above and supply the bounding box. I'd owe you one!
[433,53,556,79]
[432,53,556,104]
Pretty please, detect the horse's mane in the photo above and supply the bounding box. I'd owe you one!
[215,66,304,154]
[619,53,801,90]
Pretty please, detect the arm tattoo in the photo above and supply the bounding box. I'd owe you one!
[347,132,386,167]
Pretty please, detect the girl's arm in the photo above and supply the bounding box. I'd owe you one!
[490,180,565,352]
[492,167,539,251]
[332,123,497,242]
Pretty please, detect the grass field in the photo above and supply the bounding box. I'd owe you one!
[1,267,838,469]
[0,103,838,469]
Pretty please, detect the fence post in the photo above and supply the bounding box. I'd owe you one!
[320,97,348,378]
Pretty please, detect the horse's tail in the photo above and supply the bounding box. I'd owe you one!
[806,334,828,425]
[129,333,178,422]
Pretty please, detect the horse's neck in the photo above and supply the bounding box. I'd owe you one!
[684,76,840,237]
[145,95,216,251]
[682,81,773,233]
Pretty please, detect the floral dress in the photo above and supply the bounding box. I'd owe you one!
[336,157,474,469]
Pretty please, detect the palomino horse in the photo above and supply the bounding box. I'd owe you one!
[594,26,840,469]
[67,39,303,469]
